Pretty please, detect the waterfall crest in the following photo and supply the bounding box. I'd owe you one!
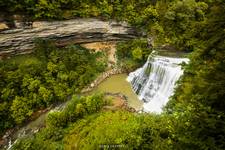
[127,55,189,113]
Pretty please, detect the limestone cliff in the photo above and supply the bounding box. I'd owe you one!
[0,19,138,58]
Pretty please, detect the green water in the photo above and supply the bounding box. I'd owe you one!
[92,73,143,110]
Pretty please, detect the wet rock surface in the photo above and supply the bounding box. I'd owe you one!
[0,18,138,58]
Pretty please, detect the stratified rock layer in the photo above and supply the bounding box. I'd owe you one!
[0,19,138,57]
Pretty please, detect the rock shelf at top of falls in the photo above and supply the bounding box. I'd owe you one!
[0,18,138,58]
[127,55,189,113]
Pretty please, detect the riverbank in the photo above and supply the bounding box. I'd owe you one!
[81,68,125,93]
[81,41,142,110]
[0,41,141,150]
[0,107,52,149]
[91,74,143,110]
[1,92,138,150]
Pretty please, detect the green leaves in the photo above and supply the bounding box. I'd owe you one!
[65,111,141,149]
[0,42,106,134]
[163,1,225,149]
[47,111,67,128]
[162,0,208,50]
[2,1,225,149]
[38,86,53,105]
[132,47,143,60]
[10,96,33,124]
[116,38,151,71]
[45,93,105,129]
[35,0,62,19]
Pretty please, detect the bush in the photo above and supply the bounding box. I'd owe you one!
[0,41,106,134]
[116,38,152,71]
[46,93,105,128]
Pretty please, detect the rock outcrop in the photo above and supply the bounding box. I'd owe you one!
[0,23,9,31]
[0,19,138,58]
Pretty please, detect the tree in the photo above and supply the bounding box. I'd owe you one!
[10,96,33,124]
[162,0,208,50]
[46,111,67,128]
[165,1,225,148]
[38,86,53,105]
[75,103,86,117]
[132,47,143,60]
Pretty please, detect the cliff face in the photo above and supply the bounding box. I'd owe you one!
[0,19,138,58]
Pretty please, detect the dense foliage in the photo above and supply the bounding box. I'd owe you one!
[1,0,225,149]
[116,38,151,71]
[12,93,172,150]
[164,0,225,148]
[0,0,159,28]
[0,41,106,135]
[12,93,109,150]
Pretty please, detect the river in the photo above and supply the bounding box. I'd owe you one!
[91,73,143,110]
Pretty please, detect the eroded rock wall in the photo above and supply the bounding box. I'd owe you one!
[0,19,138,58]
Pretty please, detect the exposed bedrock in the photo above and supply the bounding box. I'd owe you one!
[0,18,139,58]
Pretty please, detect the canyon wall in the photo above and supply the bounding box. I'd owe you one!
[0,18,138,58]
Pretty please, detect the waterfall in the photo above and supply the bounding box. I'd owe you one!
[127,55,189,113]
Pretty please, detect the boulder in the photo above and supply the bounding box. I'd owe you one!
[0,23,9,30]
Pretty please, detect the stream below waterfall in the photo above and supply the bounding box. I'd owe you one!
[91,73,143,110]
[4,53,188,149]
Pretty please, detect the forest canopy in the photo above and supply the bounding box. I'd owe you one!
[0,41,107,134]
[0,0,225,149]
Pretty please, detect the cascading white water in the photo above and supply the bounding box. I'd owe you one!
[127,55,189,113]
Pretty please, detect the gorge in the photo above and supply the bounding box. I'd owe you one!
[4,51,189,149]
[1,0,224,149]
[0,19,138,58]
[0,19,189,149]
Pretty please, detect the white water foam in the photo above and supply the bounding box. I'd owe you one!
[127,55,189,113]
